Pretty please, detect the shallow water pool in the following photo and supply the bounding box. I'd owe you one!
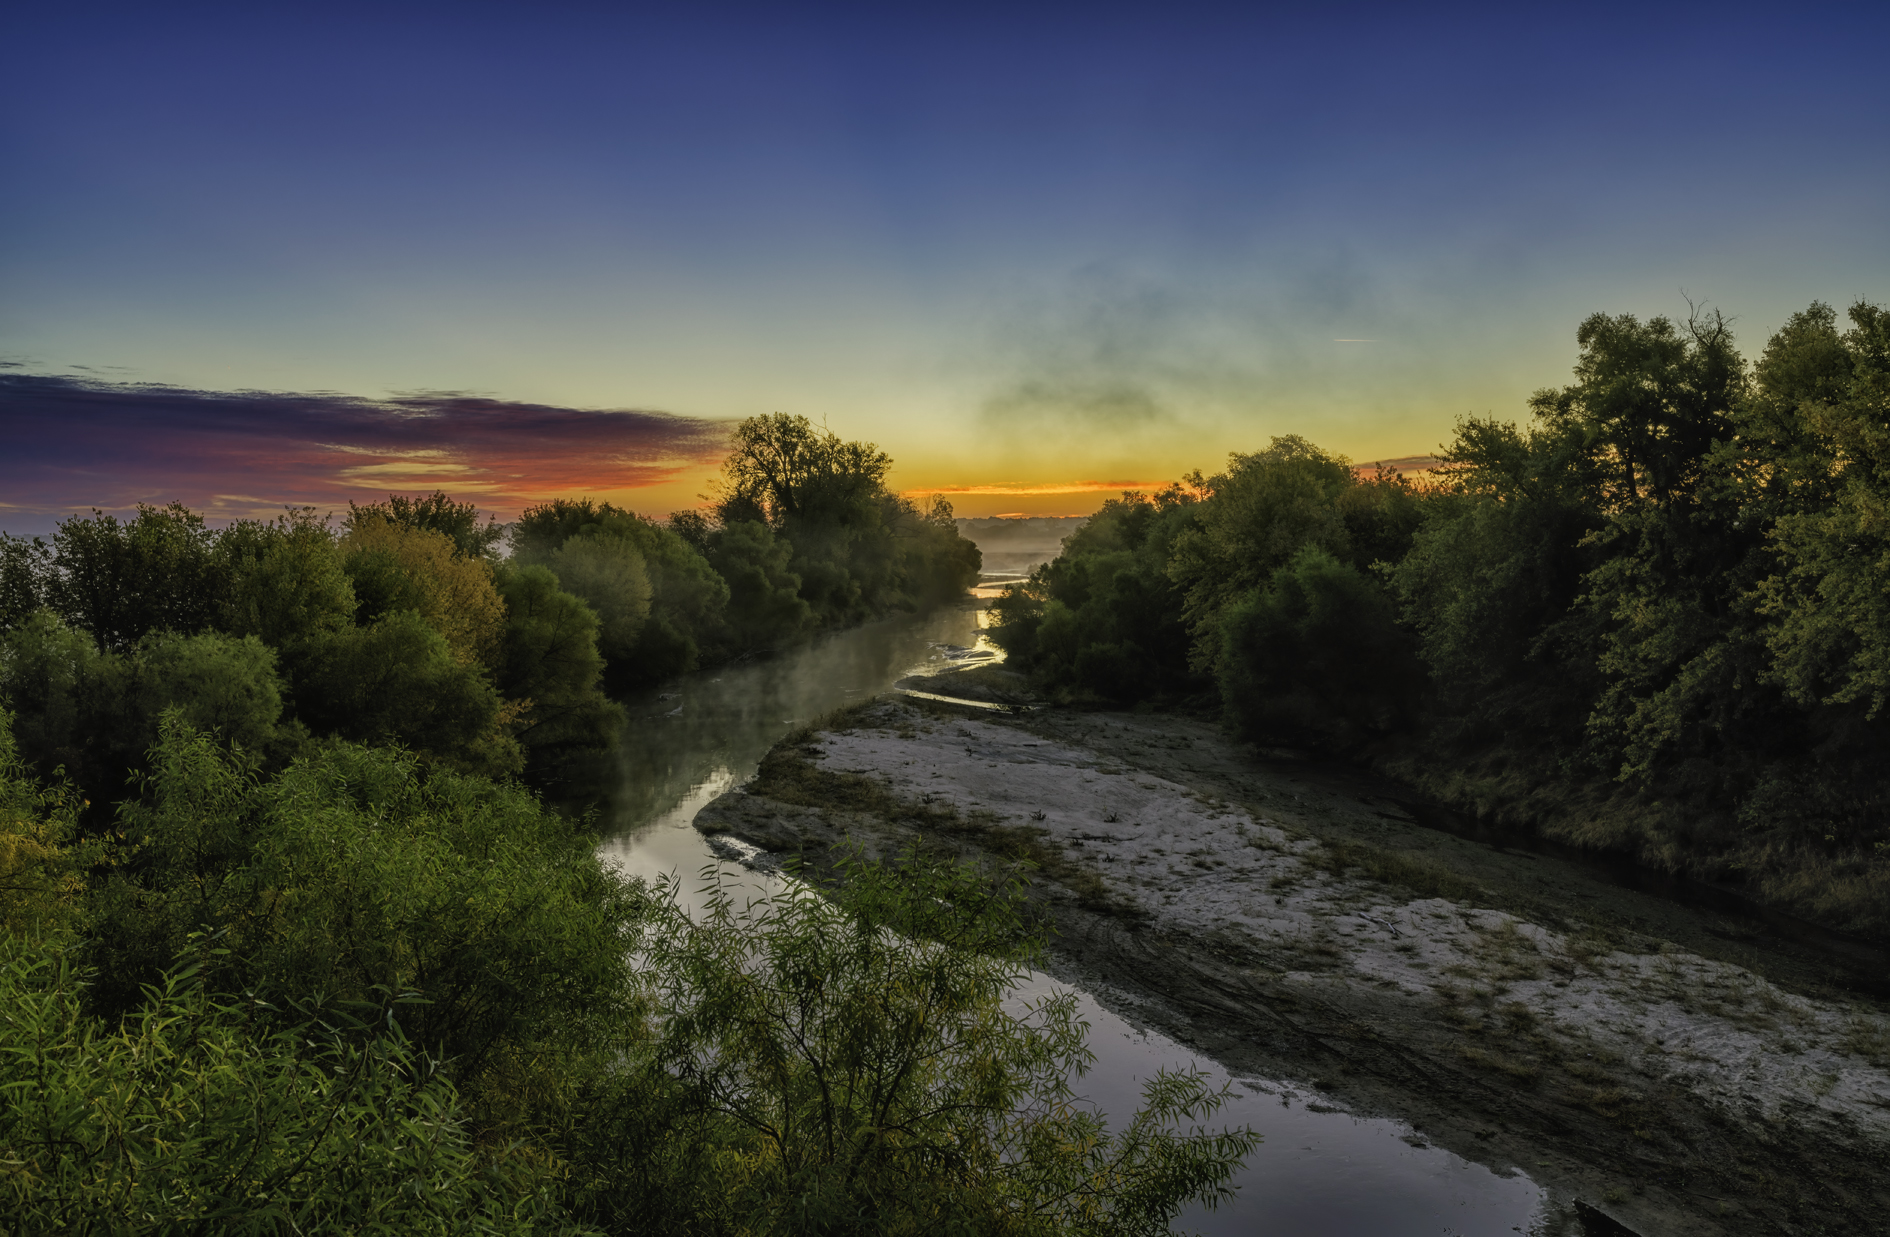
[592,601,1548,1235]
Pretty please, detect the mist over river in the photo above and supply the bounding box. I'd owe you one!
[588,586,1550,1237]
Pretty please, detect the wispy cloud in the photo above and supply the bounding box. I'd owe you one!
[971,256,1395,434]
[0,375,730,528]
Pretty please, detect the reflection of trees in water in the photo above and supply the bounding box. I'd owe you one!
[555,606,983,832]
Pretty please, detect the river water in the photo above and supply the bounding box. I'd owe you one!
[592,591,1548,1236]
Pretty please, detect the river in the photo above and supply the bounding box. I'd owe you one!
[590,591,1550,1236]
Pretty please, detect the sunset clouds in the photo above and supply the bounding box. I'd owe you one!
[2,6,1884,524]
[0,375,728,531]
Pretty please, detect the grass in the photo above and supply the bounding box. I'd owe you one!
[745,706,1139,917]
[1308,838,1485,904]
[1843,1014,1890,1068]
[1379,738,1890,942]
[1456,1045,1541,1084]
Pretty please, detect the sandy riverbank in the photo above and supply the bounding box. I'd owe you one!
[694,698,1890,1236]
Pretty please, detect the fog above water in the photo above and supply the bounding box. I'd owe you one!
[592,588,1548,1236]
[955,517,1086,576]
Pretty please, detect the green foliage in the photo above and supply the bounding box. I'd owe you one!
[1166,438,1359,664]
[993,450,1422,708]
[1527,309,1742,509]
[1761,302,1890,713]
[1001,299,1890,934]
[0,535,48,631]
[215,510,356,654]
[515,498,733,684]
[83,717,644,1113]
[342,514,508,668]
[0,707,86,934]
[1,438,975,813]
[547,532,653,668]
[0,610,103,786]
[43,504,226,652]
[1218,546,1419,746]
[117,630,297,780]
[703,520,815,653]
[987,490,1199,703]
[903,494,987,610]
[0,687,1261,1232]
[0,616,296,821]
[0,935,583,1234]
[298,611,520,776]
[566,853,1258,1236]
[714,413,982,629]
[349,489,507,561]
[1387,416,1604,739]
[494,566,624,758]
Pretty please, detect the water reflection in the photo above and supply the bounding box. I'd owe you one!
[1028,974,1546,1236]
[593,594,1548,1236]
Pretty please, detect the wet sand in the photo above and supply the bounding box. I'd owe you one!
[695,698,1890,1236]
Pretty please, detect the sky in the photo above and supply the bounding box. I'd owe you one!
[4,1,1887,530]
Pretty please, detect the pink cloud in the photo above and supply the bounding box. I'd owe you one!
[0,374,730,530]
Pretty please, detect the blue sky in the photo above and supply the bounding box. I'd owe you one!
[4,1,1886,521]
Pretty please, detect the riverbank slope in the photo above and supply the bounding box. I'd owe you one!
[695,698,1890,1236]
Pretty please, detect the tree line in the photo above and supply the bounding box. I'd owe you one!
[0,413,980,818]
[991,300,1890,939]
[0,414,1258,1229]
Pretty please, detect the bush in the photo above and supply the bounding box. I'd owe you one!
[546,531,653,680]
[83,717,645,1119]
[0,934,581,1234]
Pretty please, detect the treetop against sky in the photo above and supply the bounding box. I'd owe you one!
[2,1,1885,526]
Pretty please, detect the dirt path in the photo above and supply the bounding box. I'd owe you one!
[694,698,1890,1236]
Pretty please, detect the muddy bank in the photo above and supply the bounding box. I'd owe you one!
[694,699,1890,1236]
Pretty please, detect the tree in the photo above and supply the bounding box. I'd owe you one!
[1528,308,1741,510]
[0,535,48,631]
[348,490,506,560]
[714,414,891,530]
[1552,309,1754,781]
[0,612,101,789]
[547,532,653,668]
[215,509,356,654]
[341,514,506,668]
[514,499,733,683]
[713,414,980,627]
[0,706,85,935]
[0,937,584,1233]
[702,521,814,653]
[43,504,225,652]
[1387,415,1606,739]
[988,489,1199,703]
[576,852,1259,1236]
[81,715,644,1114]
[0,617,296,821]
[297,611,518,775]
[1218,546,1419,746]
[494,566,623,758]
[1165,438,1359,671]
[1760,301,1890,715]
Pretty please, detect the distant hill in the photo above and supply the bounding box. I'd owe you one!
[955,515,1089,576]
